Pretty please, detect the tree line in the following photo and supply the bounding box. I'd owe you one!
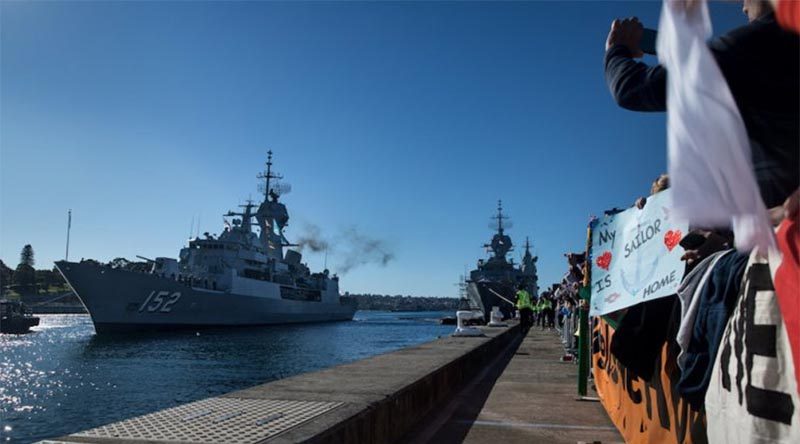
[347,293,460,311]
[0,245,67,295]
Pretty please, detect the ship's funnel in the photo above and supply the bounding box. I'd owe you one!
[285,249,302,266]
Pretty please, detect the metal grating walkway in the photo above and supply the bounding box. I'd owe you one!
[72,397,343,444]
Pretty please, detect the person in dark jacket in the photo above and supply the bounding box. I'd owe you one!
[604,0,799,209]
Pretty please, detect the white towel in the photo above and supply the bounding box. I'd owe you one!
[657,0,774,252]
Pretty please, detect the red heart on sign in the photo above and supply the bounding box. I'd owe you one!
[596,251,612,270]
[664,229,682,252]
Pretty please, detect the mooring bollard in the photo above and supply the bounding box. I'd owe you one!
[452,310,485,337]
[487,306,508,327]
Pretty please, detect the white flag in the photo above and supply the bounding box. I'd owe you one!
[657,0,774,252]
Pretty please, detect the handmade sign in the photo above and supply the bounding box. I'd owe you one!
[589,190,688,316]
[592,317,706,444]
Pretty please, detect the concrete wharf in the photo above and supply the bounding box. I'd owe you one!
[40,324,620,444]
[402,328,622,443]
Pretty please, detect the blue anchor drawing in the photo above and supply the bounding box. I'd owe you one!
[620,215,659,297]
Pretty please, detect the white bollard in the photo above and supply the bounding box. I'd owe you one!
[488,306,508,327]
[452,310,485,337]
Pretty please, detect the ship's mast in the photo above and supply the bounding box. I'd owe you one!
[257,150,283,202]
[454,274,468,299]
[493,200,508,235]
[240,200,255,232]
[224,200,256,233]
[484,200,512,261]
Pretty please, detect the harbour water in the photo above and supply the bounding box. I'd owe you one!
[0,311,453,443]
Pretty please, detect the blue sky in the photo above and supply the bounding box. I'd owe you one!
[0,1,747,297]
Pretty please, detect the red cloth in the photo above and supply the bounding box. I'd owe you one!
[777,0,800,34]
[773,216,800,395]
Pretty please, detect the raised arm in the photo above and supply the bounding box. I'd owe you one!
[604,45,667,111]
[603,17,667,112]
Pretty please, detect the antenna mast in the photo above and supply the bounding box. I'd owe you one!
[257,150,284,200]
[494,200,508,234]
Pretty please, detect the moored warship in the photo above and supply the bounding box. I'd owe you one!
[56,152,357,333]
[466,201,539,322]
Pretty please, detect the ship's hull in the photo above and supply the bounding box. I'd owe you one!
[55,261,357,334]
[467,281,516,322]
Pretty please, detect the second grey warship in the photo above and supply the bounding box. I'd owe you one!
[467,201,539,321]
[56,152,356,333]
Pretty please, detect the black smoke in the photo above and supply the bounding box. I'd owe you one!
[296,224,330,253]
[337,227,395,273]
[294,224,394,274]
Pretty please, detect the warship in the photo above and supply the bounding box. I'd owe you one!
[56,152,357,333]
[466,201,539,322]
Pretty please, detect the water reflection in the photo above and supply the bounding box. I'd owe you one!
[1,311,451,443]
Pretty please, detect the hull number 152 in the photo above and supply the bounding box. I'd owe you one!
[139,291,181,313]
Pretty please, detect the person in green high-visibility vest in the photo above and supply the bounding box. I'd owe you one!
[515,284,534,335]
[533,294,543,328]
[534,295,544,328]
[537,295,554,330]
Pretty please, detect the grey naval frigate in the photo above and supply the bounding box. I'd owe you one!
[56,152,356,333]
[466,201,539,322]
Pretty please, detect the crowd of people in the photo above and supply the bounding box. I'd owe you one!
[514,1,798,441]
[603,1,796,442]
[515,252,586,359]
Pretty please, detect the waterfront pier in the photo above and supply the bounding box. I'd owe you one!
[40,325,515,443]
[40,325,619,444]
[402,328,621,443]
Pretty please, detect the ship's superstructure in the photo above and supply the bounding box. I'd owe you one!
[466,201,539,321]
[57,152,356,333]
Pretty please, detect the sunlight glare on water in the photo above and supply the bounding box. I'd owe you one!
[0,311,453,443]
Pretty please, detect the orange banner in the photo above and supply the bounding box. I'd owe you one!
[591,317,706,444]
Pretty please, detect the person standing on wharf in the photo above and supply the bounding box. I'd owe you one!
[516,284,534,335]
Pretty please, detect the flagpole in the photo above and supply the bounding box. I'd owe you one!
[577,219,593,397]
[65,209,72,261]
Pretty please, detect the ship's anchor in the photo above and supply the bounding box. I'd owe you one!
[620,217,659,297]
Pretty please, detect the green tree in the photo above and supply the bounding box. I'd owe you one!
[20,244,34,268]
[35,268,66,292]
[108,257,131,269]
[14,263,36,291]
[0,260,13,294]
[49,266,66,287]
